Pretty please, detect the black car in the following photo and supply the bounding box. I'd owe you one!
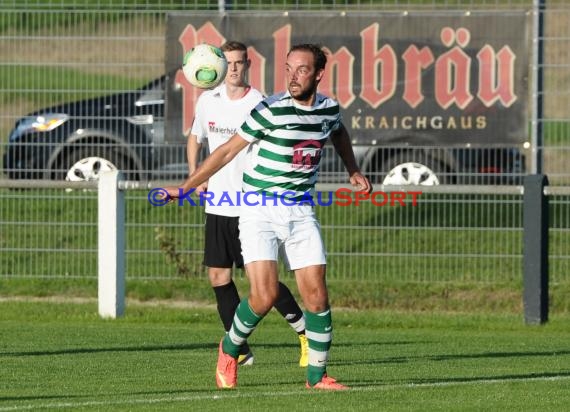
[3,76,188,182]
[3,75,525,185]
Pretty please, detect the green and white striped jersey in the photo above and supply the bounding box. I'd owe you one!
[238,91,341,200]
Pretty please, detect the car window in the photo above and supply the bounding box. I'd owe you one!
[136,84,164,107]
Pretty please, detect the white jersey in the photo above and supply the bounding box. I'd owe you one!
[191,84,263,216]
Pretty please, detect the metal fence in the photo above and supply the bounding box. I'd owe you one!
[2,179,569,287]
[1,1,570,293]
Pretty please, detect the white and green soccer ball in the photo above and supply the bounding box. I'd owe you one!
[182,44,228,89]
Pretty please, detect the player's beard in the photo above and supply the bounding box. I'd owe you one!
[288,77,318,103]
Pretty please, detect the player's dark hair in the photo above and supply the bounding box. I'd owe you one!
[221,41,248,58]
[288,44,327,71]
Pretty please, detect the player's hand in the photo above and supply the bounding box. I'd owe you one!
[349,172,373,193]
[195,181,208,195]
[162,186,182,201]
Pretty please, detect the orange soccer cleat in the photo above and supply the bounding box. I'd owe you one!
[216,339,238,389]
[306,374,348,391]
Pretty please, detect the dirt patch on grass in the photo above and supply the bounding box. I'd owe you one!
[0,295,216,309]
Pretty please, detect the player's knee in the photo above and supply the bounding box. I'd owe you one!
[303,288,328,312]
[208,268,232,287]
[250,289,278,315]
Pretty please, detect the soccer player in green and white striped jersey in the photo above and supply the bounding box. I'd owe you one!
[187,41,309,368]
[165,43,372,390]
[239,89,340,201]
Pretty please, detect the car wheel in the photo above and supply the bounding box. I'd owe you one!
[383,161,440,186]
[62,148,130,182]
[376,152,450,186]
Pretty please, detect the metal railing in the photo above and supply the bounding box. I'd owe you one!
[4,173,566,323]
[6,179,567,284]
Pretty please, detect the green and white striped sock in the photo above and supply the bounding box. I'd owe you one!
[223,298,262,358]
[305,308,332,386]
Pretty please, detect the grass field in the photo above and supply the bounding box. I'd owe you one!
[0,300,569,411]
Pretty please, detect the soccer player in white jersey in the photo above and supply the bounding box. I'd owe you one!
[187,41,308,368]
[166,43,372,390]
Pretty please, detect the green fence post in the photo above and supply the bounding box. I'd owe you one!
[523,174,549,324]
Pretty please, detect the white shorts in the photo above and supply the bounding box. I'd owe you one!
[238,203,326,270]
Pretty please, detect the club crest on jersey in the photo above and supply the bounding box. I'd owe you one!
[292,140,323,169]
[321,120,330,134]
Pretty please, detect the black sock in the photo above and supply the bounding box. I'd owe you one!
[213,280,250,354]
[274,281,305,334]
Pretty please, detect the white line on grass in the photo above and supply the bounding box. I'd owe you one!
[1,374,569,411]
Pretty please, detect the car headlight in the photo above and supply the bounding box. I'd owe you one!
[10,113,69,141]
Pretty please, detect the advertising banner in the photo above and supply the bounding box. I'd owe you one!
[165,12,529,147]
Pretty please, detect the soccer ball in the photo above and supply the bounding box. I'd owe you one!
[182,44,228,89]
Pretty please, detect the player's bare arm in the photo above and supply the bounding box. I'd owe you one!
[165,133,249,198]
[186,133,208,193]
[187,133,201,175]
[330,123,373,193]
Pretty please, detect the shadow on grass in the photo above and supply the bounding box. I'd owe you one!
[430,349,570,361]
[350,370,570,388]
[254,340,425,349]
[0,342,215,357]
[0,339,427,358]
[413,370,570,384]
[335,349,570,366]
[0,394,84,402]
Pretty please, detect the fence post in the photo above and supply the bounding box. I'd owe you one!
[98,170,125,318]
[530,0,546,174]
[522,174,549,324]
